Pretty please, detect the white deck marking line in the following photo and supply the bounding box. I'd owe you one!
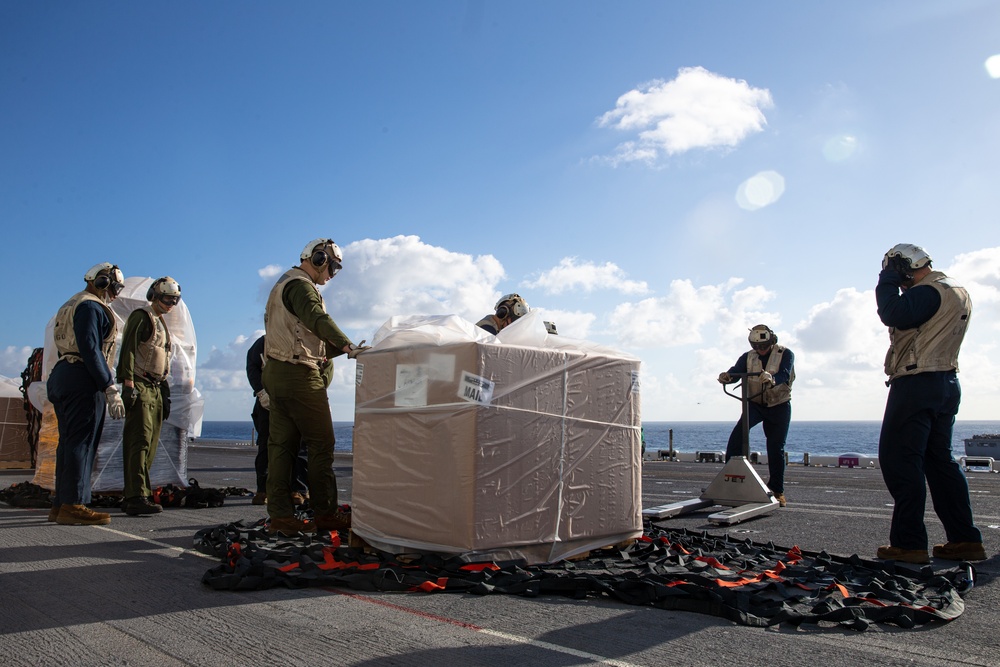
[97,525,219,560]
[327,588,643,667]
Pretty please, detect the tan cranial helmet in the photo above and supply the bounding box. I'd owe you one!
[748,324,776,349]
[495,293,529,320]
[301,238,343,278]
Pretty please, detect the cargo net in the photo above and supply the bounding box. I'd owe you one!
[194,520,974,631]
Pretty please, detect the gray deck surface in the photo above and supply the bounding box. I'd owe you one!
[1,444,997,667]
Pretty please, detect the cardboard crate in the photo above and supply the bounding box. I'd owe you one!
[352,315,642,564]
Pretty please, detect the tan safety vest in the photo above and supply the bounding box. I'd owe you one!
[884,271,971,381]
[53,291,117,367]
[264,268,327,369]
[746,345,794,407]
[133,306,172,382]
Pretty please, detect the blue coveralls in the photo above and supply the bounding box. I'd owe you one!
[876,269,982,550]
[723,348,795,495]
[47,300,114,508]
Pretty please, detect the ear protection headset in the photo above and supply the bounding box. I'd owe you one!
[300,238,343,277]
[86,263,124,296]
[312,250,329,267]
[146,278,163,301]
[495,294,528,320]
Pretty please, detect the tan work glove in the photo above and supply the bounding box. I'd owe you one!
[255,389,270,410]
[105,385,126,420]
[346,340,371,360]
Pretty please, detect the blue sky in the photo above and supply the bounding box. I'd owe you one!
[2,1,999,423]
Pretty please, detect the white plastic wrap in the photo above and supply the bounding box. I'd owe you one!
[353,311,643,565]
[31,276,203,491]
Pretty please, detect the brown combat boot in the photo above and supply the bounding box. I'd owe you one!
[251,492,267,506]
[57,504,111,526]
[876,545,929,564]
[932,542,987,561]
[315,508,352,536]
[267,516,312,536]
[47,506,60,522]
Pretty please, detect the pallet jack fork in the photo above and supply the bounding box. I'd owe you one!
[642,372,780,526]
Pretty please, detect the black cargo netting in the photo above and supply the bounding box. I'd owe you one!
[194,519,975,631]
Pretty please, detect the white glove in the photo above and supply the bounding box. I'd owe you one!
[256,389,271,410]
[759,371,774,386]
[346,340,371,360]
[718,372,732,384]
[105,385,125,420]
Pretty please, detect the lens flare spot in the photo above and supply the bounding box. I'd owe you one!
[986,54,1000,79]
[735,170,785,211]
[823,134,858,162]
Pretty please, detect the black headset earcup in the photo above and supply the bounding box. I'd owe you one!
[496,305,509,320]
[93,275,110,290]
[146,278,162,301]
[311,250,328,267]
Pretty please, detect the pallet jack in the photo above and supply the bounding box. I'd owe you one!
[642,372,780,526]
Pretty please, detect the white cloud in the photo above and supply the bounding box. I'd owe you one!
[329,235,506,331]
[608,278,775,348]
[949,246,1000,305]
[523,257,650,295]
[532,308,597,340]
[597,66,773,165]
[0,345,35,380]
[258,264,283,279]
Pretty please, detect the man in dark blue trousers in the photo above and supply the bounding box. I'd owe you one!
[719,324,795,507]
[47,262,127,525]
[875,244,985,564]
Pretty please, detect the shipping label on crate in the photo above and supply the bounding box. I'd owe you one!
[458,371,494,405]
[395,364,429,407]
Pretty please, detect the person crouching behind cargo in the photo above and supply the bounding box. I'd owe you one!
[476,293,529,334]
[47,262,127,526]
[718,324,795,507]
[116,276,181,516]
[263,239,369,536]
[246,334,309,507]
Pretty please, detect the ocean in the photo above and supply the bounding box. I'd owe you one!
[196,420,1000,458]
